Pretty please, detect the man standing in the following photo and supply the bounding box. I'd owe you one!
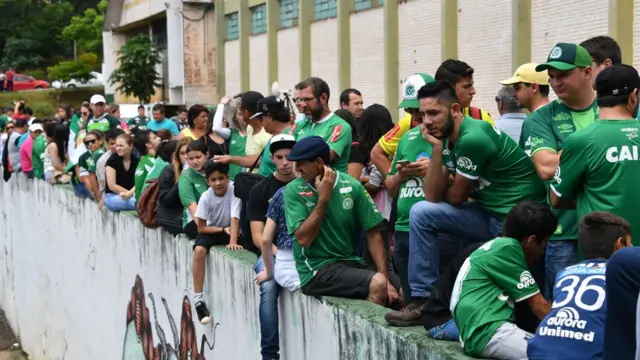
[86,94,121,133]
[19,123,43,178]
[530,42,597,295]
[494,86,527,142]
[292,77,352,172]
[127,105,149,130]
[339,88,364,119]
[7,119,27,172]
[173,107,189,131]
[5,68,14,92]
[580,35,621,89]
[147,104,179,136]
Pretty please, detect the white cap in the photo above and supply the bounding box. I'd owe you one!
[90,94,106,105]
[29,123,44,132]
[269,133,296,153]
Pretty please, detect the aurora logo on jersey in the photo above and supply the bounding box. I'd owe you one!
[606,145,640,162]
[553,166,562,185]
[517,271,536,289]
[400,177,424,199]
[456,157,477,172]
[538,307,595,342]
[552,112,571,122]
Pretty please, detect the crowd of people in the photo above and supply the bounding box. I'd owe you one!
[2,34,640,360]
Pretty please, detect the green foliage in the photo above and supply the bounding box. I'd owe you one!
[47,60,94,82]
[22,69,46,80]
[1,37,44,69]
[61,0,107,56]
[78,53,100,69]
[109,35,162,104]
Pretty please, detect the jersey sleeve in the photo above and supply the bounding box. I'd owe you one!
[529,108,558,156]
[88,150,104,173]
[284,182,310,236]
[550,132,586,199]
[387,141,404,177]
[378,113,411,156]
[354,181,384,230]
[178,174,197,206]
[194,191,210,220]
[454,131,496,180]
[487,242,540,302]
[327,122,352,160]
[77,153,90,177]
[519,116,533,156]
[109,116,122,129]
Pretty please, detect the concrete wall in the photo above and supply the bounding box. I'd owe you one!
[183,5,219,106]
[225,40,242,96]
[311,19,340,111]
[121,0,166,27]
[0,178,470,360]
[351,7,385,109]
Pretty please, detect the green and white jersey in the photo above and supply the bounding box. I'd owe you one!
[134,154,156,200]
[258,127,292,177]
[550,119,640,246]
[450,237,540,356]
[292,113,352,173]
[228,129,247,181]
[31,134,46,179]
[285,171,383,287]
[442,116,546,219]
[388,126,433,232]
[527,99,598,241]
[87,114,121,133]
[178,167,209,228]
[127,116,149,130]
[78,147,106,175]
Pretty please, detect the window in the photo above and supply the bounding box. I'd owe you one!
[226,12,239,40]
[354,0,372,11]
[314,0,337,20]
[251,4,267,35]
[280,0,298,28]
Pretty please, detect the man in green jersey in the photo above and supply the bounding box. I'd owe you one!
[253,96,293,177]
[284,136,402,306]
[397,81,546,323]
[291,77,352,173]
[550,65,640,246]
[127,105,149,130]
[529,42,597,296]
[86,94,121,132]
[76,130,107,204]
[133,129,161,200]
[450,200,554,358]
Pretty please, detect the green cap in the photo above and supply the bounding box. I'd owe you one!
[398,73,435,109]
[535,43,592,72]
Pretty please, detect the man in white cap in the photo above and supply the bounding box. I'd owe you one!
[86,94,121,133]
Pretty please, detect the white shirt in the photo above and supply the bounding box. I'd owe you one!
[194,182,241,227]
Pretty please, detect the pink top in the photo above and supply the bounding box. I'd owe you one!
[19,135,34,172]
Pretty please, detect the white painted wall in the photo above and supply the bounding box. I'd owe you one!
[225,40,242,96]
[351,7,385,108]
[121,0,167,27]
[277,27,301,92]
[250,34,269,95]
[311,19,340,111]
[0,178,467,360]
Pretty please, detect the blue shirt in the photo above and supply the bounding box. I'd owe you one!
[528,259,607,360]
[147,118,179,135]
[496,112,527,143]
[266,187,294,250]
[18,132,29,148]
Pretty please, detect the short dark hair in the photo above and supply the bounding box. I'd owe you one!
[187,104,209,128]
[107,128,125,141]
[521,82,551,97]
[157,140,178,163]
[580,36,622,66]
[186,137,208,155]
[435,59,475,85]
[417,80,460,106]
[240,91,264,116]
[503,200,558,243]
[178,107,187,114]
[295,77,331,101]
[339,88,361,106]
[23,107,33,116]
[152,103,164,114]
[579,212,631,259]
[85,130,105,141]
[204,160,229,178]
[133,129,151,155]
[138,105,145,110]
[14,119,27,128]
[31,119,43,125]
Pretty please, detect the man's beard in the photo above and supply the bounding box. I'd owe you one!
[435,114,455,139]
[311,103,324,121]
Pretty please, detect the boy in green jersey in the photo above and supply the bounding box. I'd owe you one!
[551,64,640,246]
[451,200,555,358]
[132,130,161,200]
[284,136,402,307]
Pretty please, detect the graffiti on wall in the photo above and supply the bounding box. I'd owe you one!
[122,275,219,360]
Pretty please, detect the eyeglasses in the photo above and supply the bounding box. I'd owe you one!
[293,96,317,104]
[81,112,90,116]
[84,139,97,146]
[6,127,14,130]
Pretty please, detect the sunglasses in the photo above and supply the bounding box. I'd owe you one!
[84,139,97,146]
[6,126,14,130]
[81,112,90,116]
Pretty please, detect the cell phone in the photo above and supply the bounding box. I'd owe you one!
[397,160,410,166]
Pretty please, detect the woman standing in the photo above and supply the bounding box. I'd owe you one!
[177,104,208,141]
[212,95,246,180]
[104,133,139,212]
[44,124,70,183]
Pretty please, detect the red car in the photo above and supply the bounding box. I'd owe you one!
[11,74,50,91]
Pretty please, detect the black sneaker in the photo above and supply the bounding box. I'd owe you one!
[195,301,211,325]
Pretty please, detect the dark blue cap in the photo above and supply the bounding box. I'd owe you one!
[286,136,330,161]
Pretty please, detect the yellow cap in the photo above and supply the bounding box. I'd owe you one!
[501,63,549,86]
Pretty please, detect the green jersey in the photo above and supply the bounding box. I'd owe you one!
[87,114,121,132]
[141,158,168,194]
[229,129,247,181]
[0,114,8,131]
[127,116,149,130]
[451,237,540,356]
[551,119,640,246]
[178,167,209,228]
[528,99,598,241]
[31,134,46,179]
[292,113,352,173]
[285,171,383,286]
[442,116,545,219]
[258,126,292,177]
[134,154,156,200]
[388,126,432,232]
[78,147,106,174]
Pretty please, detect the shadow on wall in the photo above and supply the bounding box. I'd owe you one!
[122,275,219,360]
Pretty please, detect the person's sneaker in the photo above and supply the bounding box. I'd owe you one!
[384,299,426,326]
[195,301,212,325]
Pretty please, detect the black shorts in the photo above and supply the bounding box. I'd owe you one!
[301,260,401,300]
[193,233,230,252]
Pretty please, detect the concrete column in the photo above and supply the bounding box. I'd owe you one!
[239,0,250,91]
[441,0,458,61]
[609,0,634,64]
[215,0,226,97]
[384,0,399,121]
[298,0,312,80]
[512,0,531,72]
[266,0,280,89]
[337,0,351,92]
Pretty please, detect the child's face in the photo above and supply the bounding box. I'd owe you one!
[207,171,229,196]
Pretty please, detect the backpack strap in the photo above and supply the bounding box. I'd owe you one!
[470,106,482,120]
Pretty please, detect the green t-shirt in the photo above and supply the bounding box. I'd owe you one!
[31,134,46,179]
[127,116,149,130]
[450,237,540,356]
[258,126,292,177]
[78,147,106,174]
[87,114,121,132]
[178,167,209,228]
[134,154,156,200]
[285,172,383,287]
[141,158,168,194]
[550,119,640,246]
[442,116,546,219]
[292,113,352,173]
[527,99,598,241]
[388,126,433,232]
[0,114,8,132]
[229,128,247,180]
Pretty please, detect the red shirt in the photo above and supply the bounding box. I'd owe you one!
[6,71,15,81]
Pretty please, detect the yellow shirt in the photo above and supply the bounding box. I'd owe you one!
[181,128,196,140]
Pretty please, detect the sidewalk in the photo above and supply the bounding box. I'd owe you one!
[0,310,27,360]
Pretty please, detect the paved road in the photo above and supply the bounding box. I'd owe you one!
[0,310,27,360]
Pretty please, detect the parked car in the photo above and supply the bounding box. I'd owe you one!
[13,74,50,91]
[52,72,104,89]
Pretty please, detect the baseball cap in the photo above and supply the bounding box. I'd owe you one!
[501,63,549,86]
[269,133,296,154]
[241,91,264,116]
[398,73,435,109]
[535,43,592,72]
[250,96,286,119]
[29,123,44,132]
[595,64,640,98]
[90,94,106,105]
[286,136,330,162]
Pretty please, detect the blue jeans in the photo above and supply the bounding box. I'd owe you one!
[393,231,411,304]
[73,183,92,199]
[255,256,281,360]
[104,192,136,212]
[408,201,503,298]
[545,240,577,299]
[427,319,459,341]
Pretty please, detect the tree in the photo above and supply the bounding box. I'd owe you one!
[1,37,44,69]
[109,35,162,104]
[47,59,94,83]
[62,0,108,56]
